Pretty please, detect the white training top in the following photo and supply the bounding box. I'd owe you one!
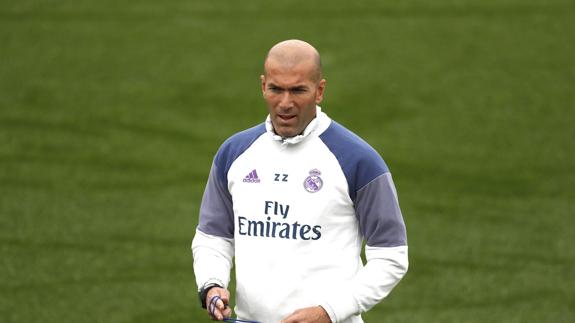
[192,107,408,323]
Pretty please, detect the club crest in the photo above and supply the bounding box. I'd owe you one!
[303,169,323,193]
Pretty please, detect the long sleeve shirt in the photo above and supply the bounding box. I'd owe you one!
[192,107,408,323]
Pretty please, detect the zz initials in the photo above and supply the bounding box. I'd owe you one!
[274,173,288,182]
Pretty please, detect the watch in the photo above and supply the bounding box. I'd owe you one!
[199,283,222,308]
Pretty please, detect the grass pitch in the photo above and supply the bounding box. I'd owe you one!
[1,1,574,322]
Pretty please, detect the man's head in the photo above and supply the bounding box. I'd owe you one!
[261,39,326,138]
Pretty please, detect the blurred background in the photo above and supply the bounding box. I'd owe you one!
[1,0,574,322]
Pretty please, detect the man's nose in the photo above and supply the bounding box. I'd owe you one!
[279,92,293,108]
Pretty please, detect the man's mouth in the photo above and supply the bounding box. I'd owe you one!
[278,115,295,121]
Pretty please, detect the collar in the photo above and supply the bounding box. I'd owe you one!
[265,106,328,146]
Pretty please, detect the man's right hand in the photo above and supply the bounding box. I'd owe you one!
[205,287,232,321]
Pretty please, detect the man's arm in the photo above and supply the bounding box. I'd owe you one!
[192,229,234,294]
[192,161,236,318]
[319,172,409,322]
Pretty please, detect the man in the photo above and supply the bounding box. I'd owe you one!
[192,39,408,323]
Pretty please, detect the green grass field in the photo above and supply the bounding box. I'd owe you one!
[1,0,574,322]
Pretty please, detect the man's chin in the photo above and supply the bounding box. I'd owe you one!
[275,126,298,138]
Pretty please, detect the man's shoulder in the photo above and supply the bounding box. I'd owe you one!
[319,120,389,199]
[214,123,266,171]
[222,123,267,148]
[319,121,387,167]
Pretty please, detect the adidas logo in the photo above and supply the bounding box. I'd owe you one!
[242,169,261,183]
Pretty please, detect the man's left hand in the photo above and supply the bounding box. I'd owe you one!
[280,306,331,323]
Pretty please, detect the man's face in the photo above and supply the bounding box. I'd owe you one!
[261,60,326,138]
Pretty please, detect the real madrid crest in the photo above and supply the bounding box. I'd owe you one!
[303,169,323,193]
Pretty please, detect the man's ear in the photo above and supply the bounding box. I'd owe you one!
[316,79,326,104]
[260,75,266,95]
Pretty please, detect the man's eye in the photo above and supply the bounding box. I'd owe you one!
[269,87,282,93]
[291,88,306,94]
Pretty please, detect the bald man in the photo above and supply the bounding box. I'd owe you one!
[192,40,408,323]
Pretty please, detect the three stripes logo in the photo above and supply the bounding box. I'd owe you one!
[242,169,261,183]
